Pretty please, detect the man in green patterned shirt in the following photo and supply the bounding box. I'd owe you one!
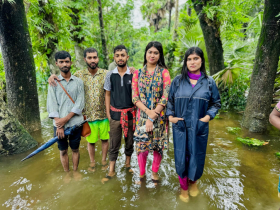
[49,48,109,172]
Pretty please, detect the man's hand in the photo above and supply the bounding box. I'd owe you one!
[129,67,136,74]
[169,116,184,124]
[55,117,69,128]
[146,118,154,132]
[48,74,60,87]
[199,115,210,123]
[56,127,65,139]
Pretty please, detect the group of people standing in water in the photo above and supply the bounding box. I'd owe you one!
[47,41,221,203]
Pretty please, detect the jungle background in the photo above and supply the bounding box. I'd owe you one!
[0,0,274,112]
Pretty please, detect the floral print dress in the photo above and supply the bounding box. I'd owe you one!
[132,65,171,155]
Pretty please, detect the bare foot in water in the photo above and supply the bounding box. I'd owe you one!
[88,162,96,172]
[101,172,116,184]
[135,174,145,185]
[179,188,189,203]
[151,172,159,186]
[189,182,199,197]
[63,172,71,183]
[73,171,82,181]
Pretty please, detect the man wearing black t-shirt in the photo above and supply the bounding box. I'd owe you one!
[102,45,136,182]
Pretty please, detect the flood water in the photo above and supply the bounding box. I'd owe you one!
[1,89,280,209]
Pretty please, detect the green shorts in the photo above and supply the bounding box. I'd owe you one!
[86,119,110,143]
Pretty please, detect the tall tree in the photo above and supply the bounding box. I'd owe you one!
[69,0,86,70]
[0,97,37,155]
[173,0,179,40]
[97,0,108,68]
[0,0,40,132]
[242,0,280,132]
[166,0,175,31]
[191,0,225,75]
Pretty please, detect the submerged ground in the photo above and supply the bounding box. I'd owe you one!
[1,89,280,209]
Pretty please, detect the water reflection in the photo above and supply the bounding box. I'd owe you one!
[1,112,280,209]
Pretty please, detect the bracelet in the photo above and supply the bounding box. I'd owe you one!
[148,117,154,122]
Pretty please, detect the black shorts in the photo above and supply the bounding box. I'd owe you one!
[53,127,82,151]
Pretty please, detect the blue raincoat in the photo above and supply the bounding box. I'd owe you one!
[166,73,221,181]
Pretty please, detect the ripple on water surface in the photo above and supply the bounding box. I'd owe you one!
[1,112,280,209]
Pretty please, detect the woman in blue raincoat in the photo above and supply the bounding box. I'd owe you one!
[166,47,221,202]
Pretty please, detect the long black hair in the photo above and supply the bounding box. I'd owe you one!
[143,41,168,69]
[181,47,207,80]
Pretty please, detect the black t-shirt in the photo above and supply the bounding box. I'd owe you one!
[104,68,134,121]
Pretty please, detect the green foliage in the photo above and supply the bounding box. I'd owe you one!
[236,137,268,146]
[226,127,241,134]
[219,73,248,111]
[275,152,280,158]
[0,53,5,91]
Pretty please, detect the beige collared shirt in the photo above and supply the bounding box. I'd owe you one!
[74,68,108,122]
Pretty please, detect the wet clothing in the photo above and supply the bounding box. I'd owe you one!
[138,150,162,176]
[104,67,134,121]
[54,126,82,151]
[86,119,110,143]
[47,74,84,129]
[178,176,196,191]
[109,119,134,161]
[166,73,221,181]
[132,66,171,155]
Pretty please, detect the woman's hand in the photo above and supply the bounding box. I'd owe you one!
[199,115,210,123]
[169,116,184,124]
[146,119,154,132]
[147,109,159,120]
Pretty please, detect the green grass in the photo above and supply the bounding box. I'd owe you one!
[236,137,269,146]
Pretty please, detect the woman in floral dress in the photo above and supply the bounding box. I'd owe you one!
[132,41,171,184]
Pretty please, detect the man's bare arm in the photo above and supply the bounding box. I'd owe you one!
[105,90,111,120]
[269,108,280,130]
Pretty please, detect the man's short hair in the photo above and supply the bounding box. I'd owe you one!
[114,45,128,54]
[55,51,71,61]
[84,48,98,58]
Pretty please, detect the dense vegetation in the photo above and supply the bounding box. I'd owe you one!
[0,0,279,114]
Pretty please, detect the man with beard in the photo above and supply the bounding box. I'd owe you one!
[74,48,110,172]
[47,51,85,177]
[49,48,109,172]
[102,45,135,183]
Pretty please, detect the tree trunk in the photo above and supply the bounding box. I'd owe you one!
[0,92,37,155]
[242,0,280,133]
[97,0,108,68]
[187,4,192,16]
[173,0,179,41]
[74,44,86,70]
[69,4,86,70]
[0,0,40,132]
[168,8,171,31]
[48,49,59,75]
[191,0,224,75]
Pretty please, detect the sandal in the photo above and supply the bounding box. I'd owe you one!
[101,163,109,171]
[101,173,115,184]
[135,176,145,185]
[88,166,95,172]
[125,166,134,174]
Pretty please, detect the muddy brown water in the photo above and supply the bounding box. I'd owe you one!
[1,88,280,209]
